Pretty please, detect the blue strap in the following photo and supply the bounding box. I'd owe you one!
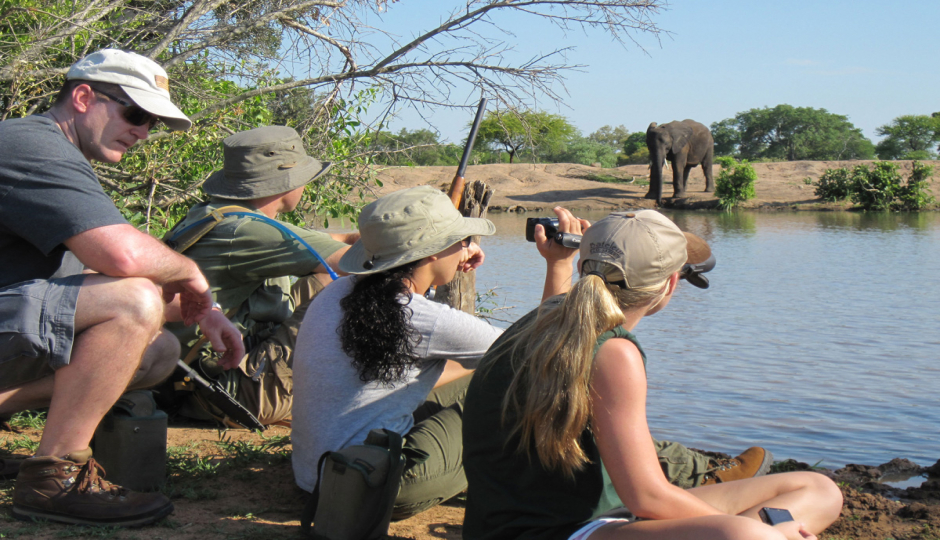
[167,212,339,280]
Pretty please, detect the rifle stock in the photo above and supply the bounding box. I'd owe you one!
[175,360,265,431]
[448,98,487,209]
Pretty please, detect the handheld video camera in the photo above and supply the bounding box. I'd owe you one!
[525,217,582,249]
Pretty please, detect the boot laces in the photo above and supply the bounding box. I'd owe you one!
[75,458,126,497]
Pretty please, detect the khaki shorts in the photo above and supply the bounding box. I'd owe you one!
[0,275,85,390]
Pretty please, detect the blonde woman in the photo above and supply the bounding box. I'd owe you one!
[463,210,842,540]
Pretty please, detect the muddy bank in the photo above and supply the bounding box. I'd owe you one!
[0,424,938,540]
[372,160,940,212]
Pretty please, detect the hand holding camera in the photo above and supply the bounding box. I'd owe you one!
[527,207,590,262]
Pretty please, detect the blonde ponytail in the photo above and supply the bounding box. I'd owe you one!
[499,264,670,478]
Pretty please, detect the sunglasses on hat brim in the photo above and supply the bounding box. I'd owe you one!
[679,254,716,289]
[92,88,161,131]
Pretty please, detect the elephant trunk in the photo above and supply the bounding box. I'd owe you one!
[645,148,665,202]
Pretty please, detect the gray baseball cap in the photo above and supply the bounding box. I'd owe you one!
[340,186,496,275]
[203,126,332,200]
[67,49,192,131]
[580,210,711,289]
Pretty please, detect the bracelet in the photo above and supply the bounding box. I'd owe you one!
[211,302,223,312]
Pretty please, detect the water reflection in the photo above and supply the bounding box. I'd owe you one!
[475,210,940,469]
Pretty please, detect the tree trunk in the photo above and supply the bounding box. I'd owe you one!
[434,180,494,314]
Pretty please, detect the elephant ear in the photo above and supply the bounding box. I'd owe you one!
[671,123,694,155]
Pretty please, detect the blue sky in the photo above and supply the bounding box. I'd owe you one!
[370,1,939,145]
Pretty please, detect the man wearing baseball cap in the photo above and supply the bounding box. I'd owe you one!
[0,49,243,526]
[164,126,356,428]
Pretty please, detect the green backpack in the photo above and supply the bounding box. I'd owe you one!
[301,429,405,540]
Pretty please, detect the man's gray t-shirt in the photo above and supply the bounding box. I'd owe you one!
[0,115,126,287]
[291,275,504,492]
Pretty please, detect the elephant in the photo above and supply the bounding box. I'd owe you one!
[645,119,715,203]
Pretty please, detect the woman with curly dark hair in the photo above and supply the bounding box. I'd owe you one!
[291,186,587,520]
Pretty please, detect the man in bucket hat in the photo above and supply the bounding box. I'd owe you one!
[164,125,356,427]
[0,49,243,526]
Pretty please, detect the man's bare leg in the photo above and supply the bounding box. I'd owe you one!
[128,329,180,390]
[0,328,179,415]
[35,275,166,458]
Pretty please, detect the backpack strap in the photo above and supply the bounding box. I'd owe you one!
[301,450,332,538]
[164,205,249,254]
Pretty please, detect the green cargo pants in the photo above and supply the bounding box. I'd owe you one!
[653,438,714,489]
[392,375,716,520]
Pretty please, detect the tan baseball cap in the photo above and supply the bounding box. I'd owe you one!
[340,186,496,275]
[67,49,192,131]
[579,210,711,289]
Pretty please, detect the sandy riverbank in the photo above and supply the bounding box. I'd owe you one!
[372,160,940,211]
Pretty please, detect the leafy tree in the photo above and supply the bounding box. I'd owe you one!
[588,125,631,152]
[621,132,647,156]
[0,0,668,227]
[875,115,940,160]
[712,105,874,161]
[475,109,578,163]
[549,137,617,167]
[710,118,741,157]
[371,128,461,166]
[615,132,648,165]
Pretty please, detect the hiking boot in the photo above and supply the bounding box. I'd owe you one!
[701,447,774,485]
[12,448,173,527]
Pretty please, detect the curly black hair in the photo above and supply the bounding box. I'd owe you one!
[339,261,423,385]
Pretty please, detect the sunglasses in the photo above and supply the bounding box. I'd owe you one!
[92,88,160,131]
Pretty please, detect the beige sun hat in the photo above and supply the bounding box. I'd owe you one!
[202,126,332,200]
[579,210,712,289]
[340,186,496,275]
[66,49,192,131]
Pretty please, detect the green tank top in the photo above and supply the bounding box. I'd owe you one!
[463,304,647,540]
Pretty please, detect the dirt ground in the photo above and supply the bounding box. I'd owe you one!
[373,160,940,212]
[0,422,939,540]
[1,160,938,540]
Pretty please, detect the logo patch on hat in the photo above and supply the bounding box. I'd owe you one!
[154,75,169,91]
[590,242,623,259]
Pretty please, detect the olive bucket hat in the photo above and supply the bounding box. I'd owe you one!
[339,186,496,275]
[203,126,332,199]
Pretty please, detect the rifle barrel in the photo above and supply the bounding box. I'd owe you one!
[456,98,487,180]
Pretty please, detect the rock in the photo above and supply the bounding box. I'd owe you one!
[879,458,922,475]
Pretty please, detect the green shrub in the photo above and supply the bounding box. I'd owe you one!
[896,161,935,211]
[714,156,757,210]
[819,161,935,211]
[814,167,853,202]
[851,161,902,210]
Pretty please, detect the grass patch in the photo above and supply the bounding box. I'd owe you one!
[8,410,46,430]
[165,433,291,500]
[0,434,39,455]
[215,434,290,467]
